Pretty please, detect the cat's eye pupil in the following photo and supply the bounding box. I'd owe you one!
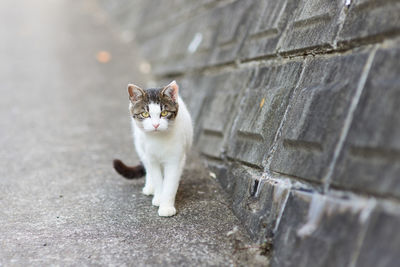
[141,112,149,118]
[161,110,168,117]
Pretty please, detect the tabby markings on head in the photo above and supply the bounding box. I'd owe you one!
[128,81,179,132]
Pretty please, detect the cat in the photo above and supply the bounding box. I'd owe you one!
[113,80,193,217]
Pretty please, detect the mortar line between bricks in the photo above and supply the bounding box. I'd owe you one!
[322,45,379,193]
[262,59,309,170]
[332,4,350,49]
[250,62,308,231]
[263,167,400,204]
[135,0,237,41]
[269,173,291,234]
[249,173,293,235]
[329,184,400,204]
[220,71,256,161]
[154,34,400,79]
[348,199,377,267]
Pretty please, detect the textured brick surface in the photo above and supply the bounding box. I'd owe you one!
[354,204,400,267]
[332,46,400,197]
[239,0,298,60]
[338,0,400,45]
[271,191,369,267]
[197,69,253,159]
[209,0,255,65]
[278,0,343,53]
[228,61,303,168]
[270,51,371,182]
[229,167,290,242]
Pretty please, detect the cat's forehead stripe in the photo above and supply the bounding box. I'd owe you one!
[146,88,162,104]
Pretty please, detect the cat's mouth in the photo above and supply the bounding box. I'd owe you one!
[146,128,163,133]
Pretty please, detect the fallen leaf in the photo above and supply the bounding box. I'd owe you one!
[96,51,111,63]
[259,97,265,108]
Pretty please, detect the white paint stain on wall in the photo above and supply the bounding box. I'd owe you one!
[188,33,203,54]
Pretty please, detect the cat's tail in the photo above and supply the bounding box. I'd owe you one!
[113,159,146,179]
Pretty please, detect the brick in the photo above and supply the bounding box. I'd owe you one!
[338,0,400,45]
[179,74,224,140]
[332,47,400,197]
[197,70,253,159]
[278,0,344,54]
[355,204,400,267]
[149,10,221,75]
[134,0,208,40]
[209,0,255,65]
[239,0,299,60]
[272,191,370,267]
[228,61,303,168]
[270,52,371,182]
[230,168,291,243]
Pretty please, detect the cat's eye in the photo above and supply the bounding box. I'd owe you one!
[161,110,169,117]
[141,111,150,118]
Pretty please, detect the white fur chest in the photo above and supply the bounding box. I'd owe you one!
[133,123,184,163]
[145,134,180,161]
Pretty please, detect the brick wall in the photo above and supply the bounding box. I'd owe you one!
[98,0,400,266]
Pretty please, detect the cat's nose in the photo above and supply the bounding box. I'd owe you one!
[153,123,160,129]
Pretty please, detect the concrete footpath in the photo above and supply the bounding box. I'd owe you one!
[0,0,266,266]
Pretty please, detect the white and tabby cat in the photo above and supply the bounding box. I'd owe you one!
[114,81,193,217]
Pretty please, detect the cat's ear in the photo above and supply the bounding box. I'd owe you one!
[161,80,179,102]
[128,84,145,102]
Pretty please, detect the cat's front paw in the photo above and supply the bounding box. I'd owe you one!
[158,206,176,217]
[142,185,154,195]
[152,196,160,206]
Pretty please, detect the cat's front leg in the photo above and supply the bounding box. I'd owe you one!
[141,159,155,195]
[136,142,154,195]
[158,157,185,217]
[145,160,163,206]
[142,174,154,196]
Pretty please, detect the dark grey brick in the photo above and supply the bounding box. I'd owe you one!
[151,11,220,75]
[270,52,371,183]
[332,47,400,197]
[338,0,400,45]
[228,61,303,168]
[278,0,344,54]
[133,0,209,40]
[272,190,369,267]
[197,70,253,159]
[355,204,400,267]
[239,0,299,60]
[209,0,255,65]
[183,74,227,142]
[230,167,291,242]
[178,75,207,124]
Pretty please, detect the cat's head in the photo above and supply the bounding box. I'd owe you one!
[128,80,179,133]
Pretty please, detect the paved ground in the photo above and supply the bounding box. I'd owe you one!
[0,0,267,266]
